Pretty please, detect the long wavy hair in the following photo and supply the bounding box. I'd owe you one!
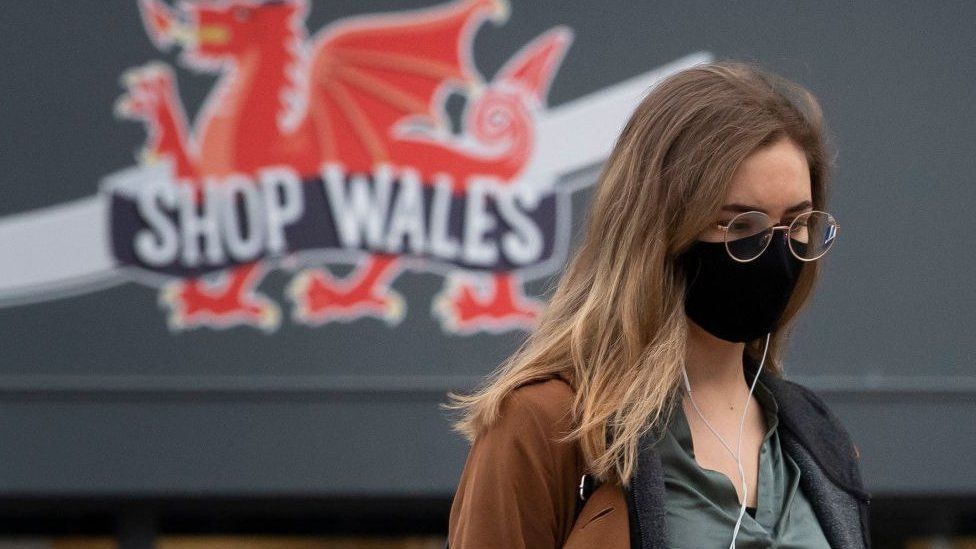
[442,59,834,487]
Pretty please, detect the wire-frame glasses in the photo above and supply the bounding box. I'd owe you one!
[704,209,840,263]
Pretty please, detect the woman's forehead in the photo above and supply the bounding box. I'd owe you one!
[725,138,811,210]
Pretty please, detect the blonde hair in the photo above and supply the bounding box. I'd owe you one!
[442,59,834,487]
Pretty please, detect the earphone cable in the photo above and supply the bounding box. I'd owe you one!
[681,331,771,548]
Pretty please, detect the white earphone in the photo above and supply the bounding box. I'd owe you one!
[681,331,771,549]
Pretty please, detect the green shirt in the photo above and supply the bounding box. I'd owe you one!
[656,377,833,548]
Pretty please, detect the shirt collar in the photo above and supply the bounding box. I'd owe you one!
[670,375,780,455]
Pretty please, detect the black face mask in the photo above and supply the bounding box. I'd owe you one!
[678,233,805,342]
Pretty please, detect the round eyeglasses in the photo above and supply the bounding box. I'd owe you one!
[701,209,840,263]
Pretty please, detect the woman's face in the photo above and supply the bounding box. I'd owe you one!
[701,136,813,241]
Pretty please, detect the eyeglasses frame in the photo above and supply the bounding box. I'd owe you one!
[713,209,841,263]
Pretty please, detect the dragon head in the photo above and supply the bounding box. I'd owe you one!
[462,26,572,147]
[139,0,305,69]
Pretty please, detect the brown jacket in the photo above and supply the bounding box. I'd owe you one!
[447,374,630,548]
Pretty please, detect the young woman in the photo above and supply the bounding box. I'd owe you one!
[443,60,871,548]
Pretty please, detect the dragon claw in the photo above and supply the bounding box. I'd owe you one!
[384,291,406,326]
[431,273,543,334]
[157,267,280,331]
[287,265,407,326]
[257,302,283,333]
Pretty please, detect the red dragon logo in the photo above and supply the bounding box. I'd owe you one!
[114,0,573,334]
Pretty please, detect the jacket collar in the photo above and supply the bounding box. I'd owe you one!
[743,359,870,502]
[624,359,870,548]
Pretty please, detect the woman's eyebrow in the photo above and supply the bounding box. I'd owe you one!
[720,200,812,214]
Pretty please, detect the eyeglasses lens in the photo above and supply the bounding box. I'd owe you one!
[725,211,838,261]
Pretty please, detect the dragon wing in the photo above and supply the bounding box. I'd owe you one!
[308,0,506,170]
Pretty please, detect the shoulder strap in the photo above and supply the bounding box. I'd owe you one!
[574,473,601,521]
[543,373,610,524]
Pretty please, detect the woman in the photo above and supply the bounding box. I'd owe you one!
[443,60,871,548]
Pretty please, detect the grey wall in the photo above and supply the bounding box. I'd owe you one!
[0,0,973,499]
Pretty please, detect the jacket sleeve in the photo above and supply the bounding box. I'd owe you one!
[447,383,581,549]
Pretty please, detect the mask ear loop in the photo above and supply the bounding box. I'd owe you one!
[681,331,772,549]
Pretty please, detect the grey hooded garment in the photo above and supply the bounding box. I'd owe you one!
[625,356,872,548]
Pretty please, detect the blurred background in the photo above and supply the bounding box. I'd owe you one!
[0,1,973,547]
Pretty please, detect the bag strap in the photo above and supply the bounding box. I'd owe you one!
[574,473,602,521]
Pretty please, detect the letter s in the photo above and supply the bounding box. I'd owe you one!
[134,178,179,267]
